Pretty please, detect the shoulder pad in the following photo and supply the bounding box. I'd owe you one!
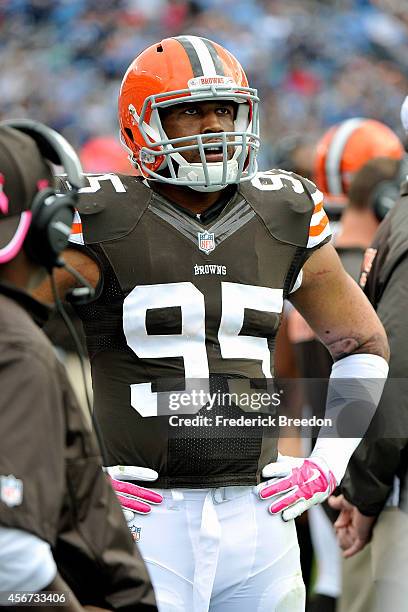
[59,173,151,245]
[239,170,330,248]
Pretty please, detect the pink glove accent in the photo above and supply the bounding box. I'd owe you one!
[109,477,163,514]
[259,459,336,518]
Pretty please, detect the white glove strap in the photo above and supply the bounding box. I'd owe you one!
[104,465,158,482]
[311,353,389,484]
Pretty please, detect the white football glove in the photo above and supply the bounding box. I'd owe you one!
[258,455,336,521]
[105,465,163,541]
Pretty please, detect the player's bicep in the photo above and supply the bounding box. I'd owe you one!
[33,247,100,305]
[289,243,389,361]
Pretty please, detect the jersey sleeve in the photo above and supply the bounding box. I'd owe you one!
[306,187,331,249]
[68,210,84,246]
[0,350,65,545]
[0,526,56,591]
[291,181,331,294]
[57,172,149,247]
[242,170,332,250]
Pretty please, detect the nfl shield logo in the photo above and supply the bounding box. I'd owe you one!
[0,475,23,507]
[131,525,142,543]
[198,231,215,255]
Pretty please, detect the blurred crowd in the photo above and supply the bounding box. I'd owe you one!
[1,0,408,169]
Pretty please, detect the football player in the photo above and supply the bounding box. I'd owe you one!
[315,117,404,216]
[36,36,389,612]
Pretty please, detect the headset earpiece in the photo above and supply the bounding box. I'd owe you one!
[371,181,400,222]
[0,119,85,271]
[371,157,408,222]
[24,189,77,270]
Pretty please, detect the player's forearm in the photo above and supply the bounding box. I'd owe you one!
[325,330,389,363]
[290,244,390,483]
[311,353,389,484]
[290,243,389,364]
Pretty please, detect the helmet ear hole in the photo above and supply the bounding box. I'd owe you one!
[125,128,134,142]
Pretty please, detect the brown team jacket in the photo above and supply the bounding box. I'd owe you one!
[0,283,157,610]
[342,186,408,515]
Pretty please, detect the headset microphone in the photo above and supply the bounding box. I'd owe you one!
[56,258,95,303]
[50,269,109,465]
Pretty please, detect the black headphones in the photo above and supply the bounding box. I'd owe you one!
[0,119,85,271]
[273,134,310,173]
[370,156,408,222]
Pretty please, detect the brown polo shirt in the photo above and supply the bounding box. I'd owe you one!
[0,283,156,610]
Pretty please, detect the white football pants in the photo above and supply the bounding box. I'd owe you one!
[133,486,305,612]
[308,503,341,598]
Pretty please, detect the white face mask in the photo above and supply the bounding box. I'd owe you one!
[123,85,261,192]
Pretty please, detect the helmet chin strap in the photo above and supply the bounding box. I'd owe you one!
[178,162,237,192]
[169,149,239,192]
[188,181,228,193]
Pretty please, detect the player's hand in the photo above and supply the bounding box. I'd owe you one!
[258,455,336,521]
[328,494,356,552]
[105,465,163,539]
[329,494,376,558]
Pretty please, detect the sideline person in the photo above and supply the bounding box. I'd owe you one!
[0,122,157,611]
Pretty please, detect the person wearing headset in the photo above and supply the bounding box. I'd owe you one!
[0,122,157,611]
[285,126,407,612]
[330,151,408,612]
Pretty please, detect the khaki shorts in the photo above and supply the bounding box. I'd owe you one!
[338,507,408,612]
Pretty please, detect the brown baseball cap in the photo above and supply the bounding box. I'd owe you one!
[0,126,53,264]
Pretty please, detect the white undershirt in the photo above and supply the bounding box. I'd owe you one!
[0,526,56,596]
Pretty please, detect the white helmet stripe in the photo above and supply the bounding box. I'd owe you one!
[184,35,217,76]
[326,117,365,195]
[201,38,225,75]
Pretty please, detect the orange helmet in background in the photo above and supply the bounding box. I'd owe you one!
[118,35,260,192]
[314,118,404,209]
[80,136,137,174]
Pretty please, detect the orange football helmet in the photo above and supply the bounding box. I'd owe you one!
[118,36,260,192]
[314,118,404,208]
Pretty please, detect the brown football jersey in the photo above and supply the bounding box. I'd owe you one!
[64,170,330,488]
